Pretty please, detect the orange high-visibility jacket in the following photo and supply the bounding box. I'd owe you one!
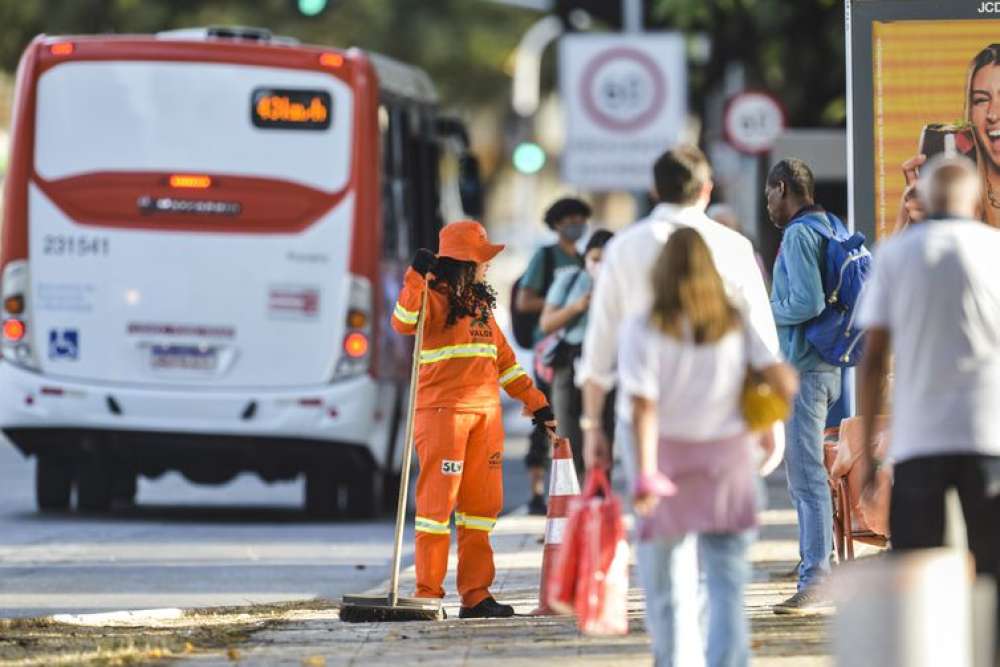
[391,268,548,413]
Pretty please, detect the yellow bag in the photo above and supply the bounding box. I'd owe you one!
[741,369,790,432]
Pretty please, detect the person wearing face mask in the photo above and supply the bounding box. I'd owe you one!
[539,230,615,478]
[515,197,590,514]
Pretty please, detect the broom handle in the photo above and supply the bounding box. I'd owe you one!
[388,280,428,606]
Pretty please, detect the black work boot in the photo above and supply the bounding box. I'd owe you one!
[459,596,515,619]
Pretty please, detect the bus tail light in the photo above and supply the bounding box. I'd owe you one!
[169,174,212,189]
[4,295,24,315]
[344,332,369,358]
[332,275,372,381]
[3,319,25,342]
[319,52,344,68]
[49,42,74,56]
[1,261,39,370]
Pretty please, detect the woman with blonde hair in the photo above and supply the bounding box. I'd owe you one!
[619,228,797,667]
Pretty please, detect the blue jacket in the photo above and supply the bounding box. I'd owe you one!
[770,209,838,371]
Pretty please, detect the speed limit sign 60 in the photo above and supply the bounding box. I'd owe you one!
[723,91,786,155]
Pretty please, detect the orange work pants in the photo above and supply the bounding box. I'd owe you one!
[412,406,504,608]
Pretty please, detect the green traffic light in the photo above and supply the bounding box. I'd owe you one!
[297,0,328,16]
[512,142,546,174]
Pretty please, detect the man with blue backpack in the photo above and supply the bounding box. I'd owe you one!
[766,158,871,615]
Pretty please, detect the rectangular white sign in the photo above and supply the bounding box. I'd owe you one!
[559,33,687,190]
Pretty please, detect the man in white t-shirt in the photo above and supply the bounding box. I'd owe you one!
[857,155,1000,659]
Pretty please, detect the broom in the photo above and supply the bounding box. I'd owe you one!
[340,281,444,622]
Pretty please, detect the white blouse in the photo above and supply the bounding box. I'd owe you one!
[618,316,781,441]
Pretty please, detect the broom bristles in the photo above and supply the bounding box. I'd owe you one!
[339,604,445,623]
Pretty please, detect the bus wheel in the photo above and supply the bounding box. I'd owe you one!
[77,457,113,513]
[36,455,73,511]
[381,471,401,513]
[304,470,339,519]
[111,464,138,507]
[346,468,379,519]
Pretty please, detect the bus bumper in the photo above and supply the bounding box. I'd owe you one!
[0,360,391,451]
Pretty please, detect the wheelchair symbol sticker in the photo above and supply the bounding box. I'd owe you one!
[48,329,79,360]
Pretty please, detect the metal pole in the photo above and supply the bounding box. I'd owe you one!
[512,15,565,117]
[623,0,643,33]
[623,0,646,217]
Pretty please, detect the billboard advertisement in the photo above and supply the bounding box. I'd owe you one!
[848,1,1000,241]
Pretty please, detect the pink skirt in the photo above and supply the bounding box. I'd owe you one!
[638,432,759,541]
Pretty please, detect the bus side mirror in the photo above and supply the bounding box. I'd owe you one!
[458,154,484,219]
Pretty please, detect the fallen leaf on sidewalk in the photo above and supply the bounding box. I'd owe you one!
[184,642,195,654]
[227,647,241,661]
[303,656,326,666]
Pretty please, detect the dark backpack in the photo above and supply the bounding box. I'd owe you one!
[510,245,555,348]
[796,212,872,367]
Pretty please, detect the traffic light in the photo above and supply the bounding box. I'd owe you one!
[296,0,330,17]
[512,142,546,174]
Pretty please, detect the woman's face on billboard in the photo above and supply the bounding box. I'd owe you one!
[971,63,1000,170]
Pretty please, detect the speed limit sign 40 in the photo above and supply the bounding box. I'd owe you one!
[724,91,786,155]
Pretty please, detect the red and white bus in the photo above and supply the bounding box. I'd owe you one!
[0,26,482,517]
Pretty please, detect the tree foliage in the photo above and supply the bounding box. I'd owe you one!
[0,0,535,111]
[652,0,846,127]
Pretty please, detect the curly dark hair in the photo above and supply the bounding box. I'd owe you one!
[430,257,497,328]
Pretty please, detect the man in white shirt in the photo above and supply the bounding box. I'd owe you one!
[578,146,780,476]
[857,155,1000,660]
[578,145,781,667]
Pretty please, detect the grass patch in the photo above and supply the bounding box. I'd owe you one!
[0,600,339,666]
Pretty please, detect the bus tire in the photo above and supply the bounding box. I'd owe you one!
[111,464,138,507]
[305,470,339,519]
[77,457,113,512]
[381,470,401,514]
[346,468,378,519]
[36,455,73,511]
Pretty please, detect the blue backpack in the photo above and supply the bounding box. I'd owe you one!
[796,212,872,367]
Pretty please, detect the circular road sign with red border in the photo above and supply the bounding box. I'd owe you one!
[723,91,787,155]
[579,47,667,133]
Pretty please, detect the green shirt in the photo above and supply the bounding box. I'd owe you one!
[521,244,581,342]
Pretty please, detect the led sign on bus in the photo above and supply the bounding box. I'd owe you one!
[251,88,331,130]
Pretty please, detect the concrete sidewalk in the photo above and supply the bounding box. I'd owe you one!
[179,479,833,666]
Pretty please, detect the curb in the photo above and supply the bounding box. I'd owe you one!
[0,607,189,629]
[46,607,186,627]
[4,504,538,628]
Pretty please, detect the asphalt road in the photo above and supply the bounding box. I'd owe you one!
[0,414,534,619]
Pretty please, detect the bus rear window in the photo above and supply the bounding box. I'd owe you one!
[34,61,353,193]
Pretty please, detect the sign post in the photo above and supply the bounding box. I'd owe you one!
[559,33,687,191]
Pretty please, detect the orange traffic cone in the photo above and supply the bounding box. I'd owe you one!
[531,435,581,615]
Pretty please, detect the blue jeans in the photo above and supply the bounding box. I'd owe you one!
[637,531,755,667]
[784,368,841,589]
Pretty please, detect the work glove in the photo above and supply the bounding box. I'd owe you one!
[411,248,437,276]
[532,406,555,427]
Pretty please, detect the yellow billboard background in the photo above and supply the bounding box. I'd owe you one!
[872,20,1000,240]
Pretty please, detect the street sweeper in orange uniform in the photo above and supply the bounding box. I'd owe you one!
[391,220,555,618]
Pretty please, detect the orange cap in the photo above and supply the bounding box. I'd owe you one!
[437,220,505,263]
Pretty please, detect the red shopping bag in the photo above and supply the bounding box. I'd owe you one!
[547,468,630,636]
